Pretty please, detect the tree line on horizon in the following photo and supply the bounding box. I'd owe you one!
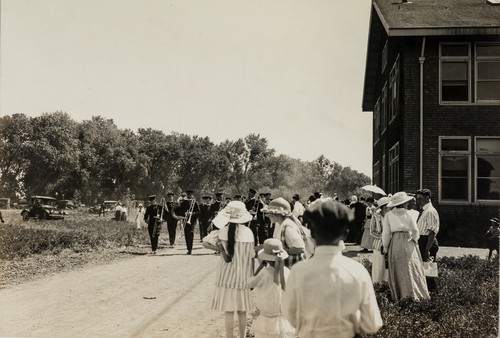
[0,112,370,205]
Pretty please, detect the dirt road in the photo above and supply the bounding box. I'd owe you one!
[0,240,489,338]
[0,241,227,338]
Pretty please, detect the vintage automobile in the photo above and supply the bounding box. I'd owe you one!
[88,200,118,214]
[20,196,65,220]
[57,199,76,210]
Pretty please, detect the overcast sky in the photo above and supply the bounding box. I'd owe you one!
[0,0,373,175]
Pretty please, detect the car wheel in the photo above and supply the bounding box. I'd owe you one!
[21,211,29,221]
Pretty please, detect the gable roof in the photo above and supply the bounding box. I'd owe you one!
[362,0,500,111]
[375,0,500,36]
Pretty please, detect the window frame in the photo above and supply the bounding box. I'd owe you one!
[381,83,388,134]
[439,42,471,105]
[388,55,400,124]
[388,143,399,194]
[438,136,471,204]
[373,99,380,145]
[475,42,500,104]
[474,136,500,204]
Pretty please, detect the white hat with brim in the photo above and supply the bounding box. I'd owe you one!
[212,201,252,228]
[257,238,289,261]
[261,197,292,217]
[387,192,414,208]
[376,197,391,208]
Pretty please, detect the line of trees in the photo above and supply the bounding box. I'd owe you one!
[0,112,370,205]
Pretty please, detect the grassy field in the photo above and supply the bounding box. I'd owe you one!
[0,209,498,337]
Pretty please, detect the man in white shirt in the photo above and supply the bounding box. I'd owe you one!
[284,198,382,338]
[291,194,305,221]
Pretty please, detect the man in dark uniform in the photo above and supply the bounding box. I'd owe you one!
[144,195,168,254]
[245,188,265,245]
[198,195,212,241]
[165,192,179,248]
[174,189,200,255]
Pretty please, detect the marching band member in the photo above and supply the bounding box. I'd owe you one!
[144,195,169,254]
[245,188,265,245]
[174,189,200,255]
[199,195,213,241]
[165,192,179,248]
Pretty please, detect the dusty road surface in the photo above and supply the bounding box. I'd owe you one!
[0,241,489,338]
[0,241,228,338]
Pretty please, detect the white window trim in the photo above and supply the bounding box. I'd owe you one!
[438,136,471,204]
[474,136,500,205]
[439,42,472,105]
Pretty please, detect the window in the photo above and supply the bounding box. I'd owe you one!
[388,143,399,194]
[389,56,400,122]
[374,100,380,143]
[381,83,387,133]
[382,153,386,192]
[440,43,470,103]
[476,137,500,202]
[475,43,500,102]
[439,137,471,202]
[382,40,388,73]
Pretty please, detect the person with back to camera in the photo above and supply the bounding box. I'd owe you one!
[249,238,295,338]
[283,197,382,338]
[485,217,500,260]
[211,201,255,338]
[382,192,429,301]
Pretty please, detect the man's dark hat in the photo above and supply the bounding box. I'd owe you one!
[292,194,300,200]
[314,191,322,198]
[248,188,257,194]
[202,195,212,199]
[265,192,272,197]
[215,192,223,197]
[185,189,194,193]
[148,195,156,200]
[234,194,241,199]
[416,189,432,197]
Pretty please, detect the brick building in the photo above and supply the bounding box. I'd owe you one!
[362,0,500,246]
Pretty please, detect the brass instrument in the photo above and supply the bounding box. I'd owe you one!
[180,198,196,233]
[247,193,260,226]
[153,197,166,236]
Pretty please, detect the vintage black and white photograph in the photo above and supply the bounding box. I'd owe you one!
[0,0,499,337]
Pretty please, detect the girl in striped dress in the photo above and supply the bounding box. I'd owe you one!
[212,201,255,338]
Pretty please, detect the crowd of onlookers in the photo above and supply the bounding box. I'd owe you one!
[203,187,494,337]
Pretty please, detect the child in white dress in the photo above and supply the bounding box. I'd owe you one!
[250,238,295,338]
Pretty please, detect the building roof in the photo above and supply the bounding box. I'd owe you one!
[374,0,500,36]
[362,0,500,111]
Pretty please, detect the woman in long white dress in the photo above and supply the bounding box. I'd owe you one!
[382,192,429,301]
[212,201,255,338]
[370,197,391,283]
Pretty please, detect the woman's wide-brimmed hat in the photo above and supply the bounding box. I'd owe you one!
[258,238,289,261]
[376,197,391,208]
[211,201,252,228]
[387,191,414,207]
[261,197,292,217]
[490,217,500,225]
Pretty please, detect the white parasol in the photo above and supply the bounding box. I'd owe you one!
[361,185,387,196]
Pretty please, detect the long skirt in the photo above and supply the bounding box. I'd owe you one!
[371,248,388,283]
[212,286,253,312]
[360,224,375,249]
[387,232,430,301]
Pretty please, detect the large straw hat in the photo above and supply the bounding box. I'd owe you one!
[387,192,414,208]
[257,238,289,261]
[211,201,252,227]
[261,197,292,217]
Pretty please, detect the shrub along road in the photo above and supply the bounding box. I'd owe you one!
[0,240,490,338]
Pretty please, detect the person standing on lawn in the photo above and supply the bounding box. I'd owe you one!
[382,192,429,301]
[415,188,439,292]
[211,201,255,338]
[485,217,500,260]
[370,196,391,283]
[284,198,382,337]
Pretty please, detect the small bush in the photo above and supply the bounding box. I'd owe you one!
[364,255,499,337]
